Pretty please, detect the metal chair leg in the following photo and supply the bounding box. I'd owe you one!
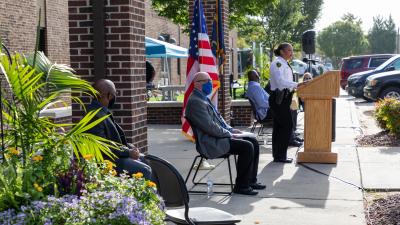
[187,155,236,195]
[227,156,234,192]
[185,155,200,184]
[250,121,257,132]
[258,123,264,136]
[191,157,204,184]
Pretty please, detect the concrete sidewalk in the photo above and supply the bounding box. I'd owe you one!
[351,97,400,190]
[148,95,365,225]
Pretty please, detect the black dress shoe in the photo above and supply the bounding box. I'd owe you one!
[233,187,258,195]
[273,158,293,163]
[289,140,302,147]
[295,137,304,142]
[250,182,266,190]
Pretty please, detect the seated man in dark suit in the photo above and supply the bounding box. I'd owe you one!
[185,72,266,195]
[87,79,151,179]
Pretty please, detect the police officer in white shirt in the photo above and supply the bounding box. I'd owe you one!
[269,43,306,163]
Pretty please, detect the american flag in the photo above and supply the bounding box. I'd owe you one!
[181,0,220,140]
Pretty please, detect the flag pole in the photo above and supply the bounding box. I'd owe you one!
[198,0,202,66]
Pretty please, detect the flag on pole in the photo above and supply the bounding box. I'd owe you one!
[211,0,226,71]
[181,0,220,140]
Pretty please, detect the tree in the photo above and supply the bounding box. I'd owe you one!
[238,0,303,61]
[150,0,277,30]
[291,0,323,43]
[151,0,189,27]
[317,14,369,66]
[368,15,397,54]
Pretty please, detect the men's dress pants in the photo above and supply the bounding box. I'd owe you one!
[289,109,298,143]
[229,137,260,188]
[269,91,294,160]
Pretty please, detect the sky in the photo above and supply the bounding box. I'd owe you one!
[315,0,400,33]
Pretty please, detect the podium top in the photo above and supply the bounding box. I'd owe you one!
[297,70,340,99]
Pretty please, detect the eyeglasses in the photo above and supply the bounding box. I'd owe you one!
[195,79,212,83]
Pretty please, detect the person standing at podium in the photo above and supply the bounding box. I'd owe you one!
[269,43,305,163]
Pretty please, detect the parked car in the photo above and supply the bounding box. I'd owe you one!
[324,62,333,71]
[364,70,400,101]
[339,54,395,89]
[347,55,400,99]
[291,59,307,75]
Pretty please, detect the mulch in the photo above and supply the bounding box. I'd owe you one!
[366,194,400,225]
[356,131,400,147]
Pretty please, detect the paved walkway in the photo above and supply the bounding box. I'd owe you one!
[353,98,400,191]
[148,94,366,225]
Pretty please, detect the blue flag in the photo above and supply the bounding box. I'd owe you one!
[211,0,226,72]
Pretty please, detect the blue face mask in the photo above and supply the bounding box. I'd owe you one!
[202,80,213,96]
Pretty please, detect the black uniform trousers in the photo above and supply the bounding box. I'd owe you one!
[269,90,294,160]
[229,137,260,188]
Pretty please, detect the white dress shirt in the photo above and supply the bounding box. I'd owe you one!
[269,56,298,91]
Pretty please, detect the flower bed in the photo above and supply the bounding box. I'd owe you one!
[0,48,165,224]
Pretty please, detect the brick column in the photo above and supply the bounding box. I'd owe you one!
[189,0,231,122]
[68,0,148,152]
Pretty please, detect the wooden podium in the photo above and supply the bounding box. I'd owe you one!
[296,71,340,163]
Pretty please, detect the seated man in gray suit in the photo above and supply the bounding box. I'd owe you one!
[87,79,152,179]
[185,72,266,195]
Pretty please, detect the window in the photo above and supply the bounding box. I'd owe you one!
[344,58,363,70]
[369,58,389,68]
[391,59,400,70]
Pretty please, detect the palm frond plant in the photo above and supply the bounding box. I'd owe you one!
[0,49,117,210]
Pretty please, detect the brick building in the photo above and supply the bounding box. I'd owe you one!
[68,0,148,151]
[1,0,247,152]
[0,0,71,121]
[0,0,69,64]
[144,0,189,86]
[145,0,238,87]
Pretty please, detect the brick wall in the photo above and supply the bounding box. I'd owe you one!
[147,100,253,126]
[46,0,71,65]
[0,0,71,112]
[68,0,148,152]
[231,101,253,127]
[144,0,189,86]
[0,1,37,54]
[147,102,182,124]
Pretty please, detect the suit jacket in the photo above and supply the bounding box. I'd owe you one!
[87,100,130,159]
[185,90,232,159]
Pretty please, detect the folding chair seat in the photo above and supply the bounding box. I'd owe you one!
[145,154,241,225]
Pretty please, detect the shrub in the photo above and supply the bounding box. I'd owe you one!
[374,98,400,137]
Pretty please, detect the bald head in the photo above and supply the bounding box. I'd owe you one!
[193,72,212,92]
[92,79,117,108]
[247,70,260,82]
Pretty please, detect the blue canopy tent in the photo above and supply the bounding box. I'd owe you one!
[145,37,188,87]
[145,37,188,58]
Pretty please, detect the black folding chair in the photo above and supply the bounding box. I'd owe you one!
[248,98,273,136]
[145,154,241,225]
[185,118,237,195]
